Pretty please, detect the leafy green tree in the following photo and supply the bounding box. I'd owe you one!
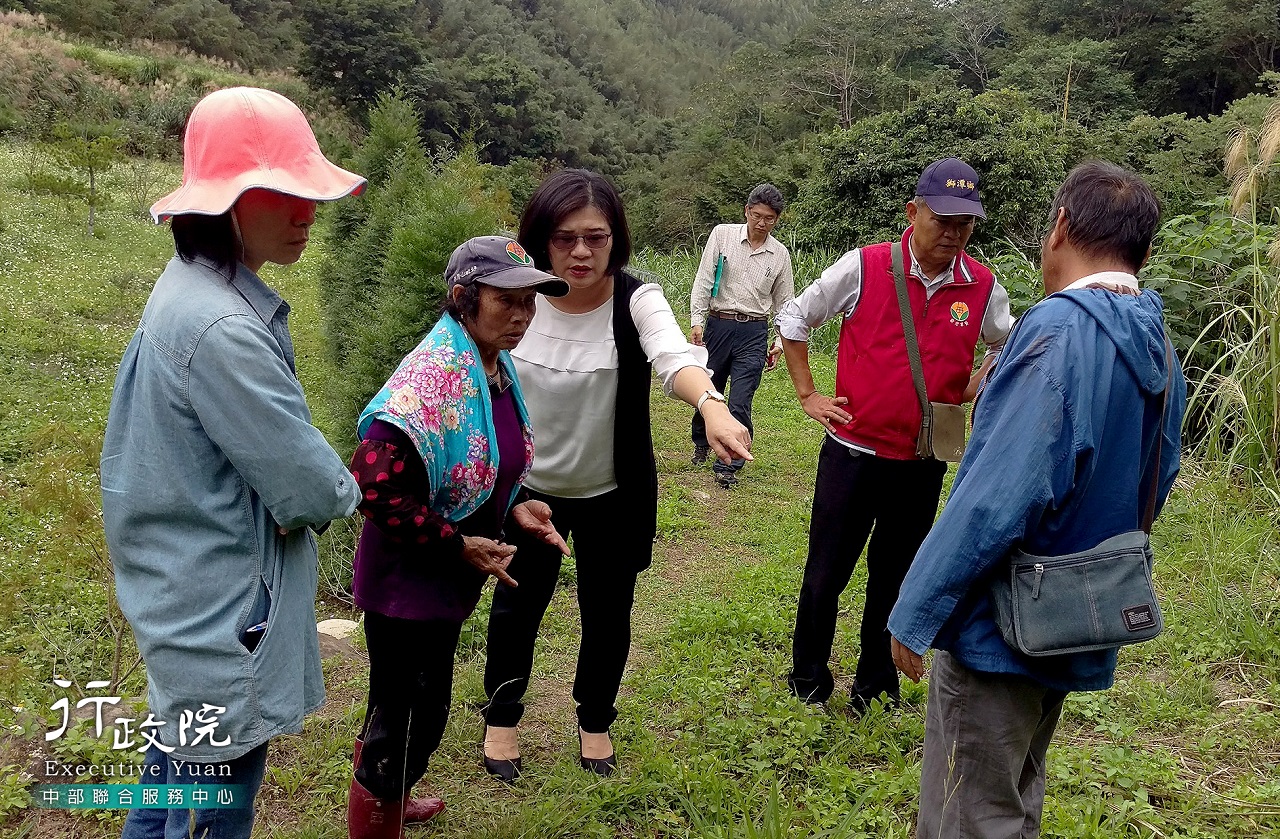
[1160,0,1279,114]
[627,130,778,248]
[41,0,123,40]
[688,41,813,145]
[1005,0,1173,44]
[1087,112,1229,215]
[222,0,298,65]
[53,122,123,236]
[321,92,425,371]
[993,38,1139,127]
[783,0,944,129]
[296,0,422,112]
[407,54,562,165]
[939,0,1009,90]
[790,89,1072,250]
[1185,0,1278,86]
[147,0,251,64]
[318,93,510,431]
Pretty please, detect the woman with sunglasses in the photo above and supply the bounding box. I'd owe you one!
[479,169,752,779]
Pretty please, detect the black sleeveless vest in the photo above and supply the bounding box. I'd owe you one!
[611,270,658,571]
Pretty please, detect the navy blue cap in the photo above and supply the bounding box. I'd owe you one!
[916,158,986,219]
[446,236,569,296]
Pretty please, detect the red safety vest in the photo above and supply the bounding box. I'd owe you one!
[831,227,996,459]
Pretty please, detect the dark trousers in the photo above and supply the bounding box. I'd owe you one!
[691,317,768,475]
[484,489,639,733]
[917,651,1067,838]
[789,436,946,703]
[356,610,464,801]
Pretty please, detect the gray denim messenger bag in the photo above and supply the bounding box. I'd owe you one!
[990,335,1173,657]
[990,531,1162,656]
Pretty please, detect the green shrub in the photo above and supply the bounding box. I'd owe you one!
[318,92,510,439]
[0,102,21,135]
[791,89,1074,252]
[976,240,1042,316]
[134,58,163,85]
[20,169,86,197]
[0,764,31,816]
[1146,202,1280,494]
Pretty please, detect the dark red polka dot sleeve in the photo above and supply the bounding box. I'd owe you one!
[348,436,459,547]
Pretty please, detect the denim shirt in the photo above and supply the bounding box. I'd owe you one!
[889,288,1185,692]
[101,256,359,761]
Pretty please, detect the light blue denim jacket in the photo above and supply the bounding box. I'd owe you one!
[101,256,359,761]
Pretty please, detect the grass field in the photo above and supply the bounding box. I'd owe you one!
[2,140,1279,837]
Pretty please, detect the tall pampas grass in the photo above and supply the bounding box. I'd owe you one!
[1188,99,1280,497]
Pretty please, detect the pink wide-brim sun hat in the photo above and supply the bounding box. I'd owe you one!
[150,87,366,223]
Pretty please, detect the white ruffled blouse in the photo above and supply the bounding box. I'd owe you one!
[513,282,709,498]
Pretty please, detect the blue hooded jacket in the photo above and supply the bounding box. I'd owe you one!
[888,286,1186,692]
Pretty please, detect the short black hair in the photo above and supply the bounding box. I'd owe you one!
[1046,162,1161,273]
[518,169,631,278]
[746,183,784,215]
[171,212,237,278]
[441,282,482,323]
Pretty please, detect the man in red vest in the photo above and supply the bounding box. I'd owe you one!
[777,157,1013,712]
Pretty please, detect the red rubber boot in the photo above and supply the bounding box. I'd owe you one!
[351,738,445,827]
[346,771,404,839]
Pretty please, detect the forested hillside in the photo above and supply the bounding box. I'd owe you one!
[2,0,1277,246]
[1,0,818,175]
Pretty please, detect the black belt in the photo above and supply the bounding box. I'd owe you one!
[710,311,766,322]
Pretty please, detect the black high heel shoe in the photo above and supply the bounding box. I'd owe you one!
[578,728,617,777]
[484,753,522,783]
[483,726,522,783]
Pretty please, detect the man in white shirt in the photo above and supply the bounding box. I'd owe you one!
[689,183,796,488]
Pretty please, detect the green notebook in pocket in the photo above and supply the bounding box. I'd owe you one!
[710,254,725,298]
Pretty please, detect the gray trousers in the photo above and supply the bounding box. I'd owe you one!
[917,651,1067,839]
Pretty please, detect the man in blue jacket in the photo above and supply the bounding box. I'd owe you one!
[887,162,1186,838]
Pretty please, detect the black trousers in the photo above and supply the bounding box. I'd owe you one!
[788,435,946,703]
[483,489,639,733]
[356,610,464,801]
[691,317,768,475]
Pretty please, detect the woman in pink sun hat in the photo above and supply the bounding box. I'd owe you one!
[100,87,366,839]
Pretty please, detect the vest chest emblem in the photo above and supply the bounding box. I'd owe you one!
[950,301,970,326]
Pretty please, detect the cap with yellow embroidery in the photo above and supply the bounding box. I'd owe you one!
[916,157,986,220]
